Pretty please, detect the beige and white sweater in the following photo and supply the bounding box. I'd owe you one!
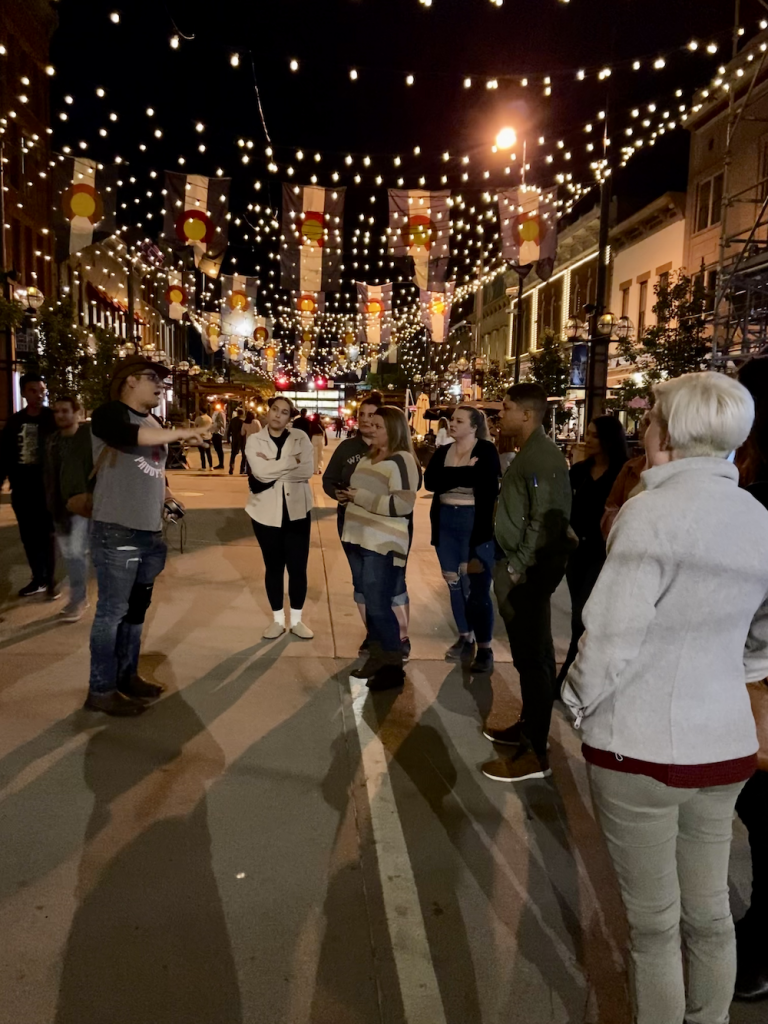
[341,452,419,565]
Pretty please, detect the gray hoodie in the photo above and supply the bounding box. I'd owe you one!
[562,457,768,765]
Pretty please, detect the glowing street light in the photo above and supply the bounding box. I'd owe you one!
[496,127,517,150]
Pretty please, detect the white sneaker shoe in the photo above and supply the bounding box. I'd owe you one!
[290,621,314,639]
[263,621,286,639]
[59,601,89,623]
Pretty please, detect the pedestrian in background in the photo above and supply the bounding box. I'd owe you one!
[555,415,628,688]
[86,356,203,716]
[308,414,327,474]
[227,408,246,475]
[210,405,226,469]
[45,397,94,622]
[482,383,575,783]
[563,372,768,1024]
[600,410,653,539]
[245,396,314,640]
[193,407,213,470]
[340,407,419,691]
[334,415,344,438]
[0,372,58,598]
[292,408,311,435]
[241,409,261,446]
[425,406,500,673]
[733,355,768,1003]
[435,417,452,446]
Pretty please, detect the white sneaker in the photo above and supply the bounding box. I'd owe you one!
[263,621,286,639]
[290,621,314,639]
[59,601,89,623]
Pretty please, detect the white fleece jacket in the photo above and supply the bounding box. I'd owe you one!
[562,457,768,765]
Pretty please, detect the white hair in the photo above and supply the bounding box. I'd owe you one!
[653,372,755,459]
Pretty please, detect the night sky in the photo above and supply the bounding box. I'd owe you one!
[46,0,765,347]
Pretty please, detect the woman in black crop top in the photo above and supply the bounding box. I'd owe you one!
[424,406,501,673]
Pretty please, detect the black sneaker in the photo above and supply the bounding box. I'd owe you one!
[358,635,372,656]
[471,648,494,673]
[119,675,165,704]
[46,583,62,601]
[368,664,406,692]
[83,691,147,716]
[401,637,411,663]
[350,655,381,681]
[445,638,475,662]
[18,581,46,598]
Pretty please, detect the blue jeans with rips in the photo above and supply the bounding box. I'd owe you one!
[88,521,167,695]
[55,514,90,606]
[435,504,495,644]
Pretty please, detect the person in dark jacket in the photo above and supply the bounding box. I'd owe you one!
[424,406,501,673]
[733,355,768,1003]
[555,415,628,688]
[45,397,94,621]
[227,408,246,475]
[0,372,58,598]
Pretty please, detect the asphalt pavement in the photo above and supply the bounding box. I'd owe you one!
[0,436,761,1024]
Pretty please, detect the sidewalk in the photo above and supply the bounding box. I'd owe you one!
[0,442,759,1024]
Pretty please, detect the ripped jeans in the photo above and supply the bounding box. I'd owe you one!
[436,503,495,644]
[88,521,167,695]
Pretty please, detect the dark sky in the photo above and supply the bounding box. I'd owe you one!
[47,0,765,330]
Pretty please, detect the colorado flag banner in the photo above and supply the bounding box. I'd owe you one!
[388,189,450,291]
[163,269,191,321]
[420,280,455,344]
[200,311,222,353]
[498,186,558,281]
[53,156,118,262]
[163,172,230,276]
[281,184,345,292]
[356,282,392,356]
[220,274,258,336]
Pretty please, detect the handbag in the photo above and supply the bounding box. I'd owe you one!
[747,680,768,772]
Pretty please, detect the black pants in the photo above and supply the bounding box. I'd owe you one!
[493,558,565,757]
[11,484,56,586]
[556,553,604,687]
[736,770,768,931]
[230,443,246,473]
[199,444,212,469]
[251,511,311,610]
[210,433,224,467]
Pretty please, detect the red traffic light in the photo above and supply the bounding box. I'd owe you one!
[275,375,289,389]
[315,376,327,389]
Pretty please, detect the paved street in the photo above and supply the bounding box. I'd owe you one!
[0,437,761,1024]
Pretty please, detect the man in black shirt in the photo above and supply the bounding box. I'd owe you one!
[0,372,58,598]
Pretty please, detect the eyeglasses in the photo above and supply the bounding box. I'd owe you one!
[135,372,163,384]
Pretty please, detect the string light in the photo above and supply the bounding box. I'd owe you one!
[170,35,179,49]
[109,12,120,24]
[230,53,240,67]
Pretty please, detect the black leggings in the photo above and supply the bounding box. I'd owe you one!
[251,512,311,611]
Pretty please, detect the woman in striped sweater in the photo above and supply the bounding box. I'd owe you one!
[339,406,420,691]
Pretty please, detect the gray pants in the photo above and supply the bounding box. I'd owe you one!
[588,764,745,1024]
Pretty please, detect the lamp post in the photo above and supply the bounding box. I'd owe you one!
[584,172,613,424]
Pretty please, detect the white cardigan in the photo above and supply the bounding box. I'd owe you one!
[562,457,768,765]
[244,428,314,527]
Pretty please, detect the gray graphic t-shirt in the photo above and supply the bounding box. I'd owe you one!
[91,401,167,532]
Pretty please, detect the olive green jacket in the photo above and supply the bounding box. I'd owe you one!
[494,427,574,574]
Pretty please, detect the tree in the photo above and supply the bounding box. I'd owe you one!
[481,361,511,401]
[79,326,122,411]
[527,328,571,426]
[610,271,710,410]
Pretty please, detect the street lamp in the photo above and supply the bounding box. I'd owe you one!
[456,356,469,372]
[496,126,517,150]
[615,316,635,340]
[564,317,587,340]
[25,286,44,312]
[597,313,617,338]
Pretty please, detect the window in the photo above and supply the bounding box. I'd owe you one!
[638,280,648,335]
[620,286,630,317]
[696,172,724,232]
[658,271,669,292]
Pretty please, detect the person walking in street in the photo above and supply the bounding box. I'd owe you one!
[194,408,213,469]
[308,415,327,474]
[292,408,311,436]
[210,405,226,469]
[340,407,420,691]
[245,396,314,640]
[45,397,94,622]
[424,406,501,673]
[0,372,58,598]
[555,416,628,688]
[227,408,245,475]
[481,383,575,783]
[334,415,344,439]
[733,355,768,1003]
[86,355,204,716]
[562,372,768,1024]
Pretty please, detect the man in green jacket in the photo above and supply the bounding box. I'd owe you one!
[482,383,574,783]
[45,397,94,622]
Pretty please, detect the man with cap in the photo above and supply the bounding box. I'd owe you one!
[85,355,203,716]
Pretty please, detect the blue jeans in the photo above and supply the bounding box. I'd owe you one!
[342,543,402,658]
[88,521,167,695]
[55,515,90,606]
[436,504,495,644]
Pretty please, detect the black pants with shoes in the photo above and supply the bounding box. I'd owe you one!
[12,483,56,586]
[230,442,245,474]
[251,510,311,611]
[210,433,224,467]
[555,552,604,687]
[199,444,212,469]
[493,557,565,757]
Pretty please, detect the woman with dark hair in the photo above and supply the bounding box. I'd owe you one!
[339,406,420,691]
[424,406,501,673]
[556,415,628,687]
[244,396,314,640]
[733,356,768,1003]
